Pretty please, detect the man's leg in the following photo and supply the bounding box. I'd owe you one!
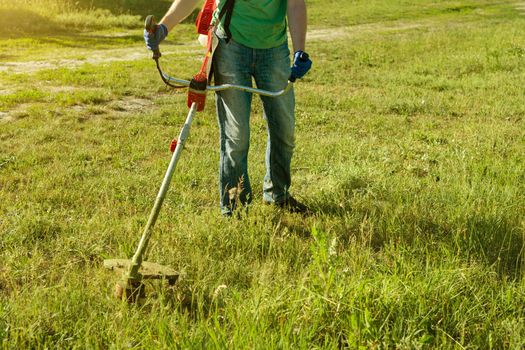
[213,38,254,215]
[253,43,296,204]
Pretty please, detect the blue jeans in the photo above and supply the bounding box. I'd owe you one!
[213,38,295,215]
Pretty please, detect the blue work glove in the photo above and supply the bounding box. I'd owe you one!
[290,50,312,82]
[144,23,169,51]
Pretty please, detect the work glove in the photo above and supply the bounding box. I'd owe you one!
[144,23,169,52]
[290,50,312,82]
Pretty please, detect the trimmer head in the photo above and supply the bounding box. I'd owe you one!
[104,259,179,302]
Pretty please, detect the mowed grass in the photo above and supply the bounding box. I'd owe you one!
[1,0,525,348]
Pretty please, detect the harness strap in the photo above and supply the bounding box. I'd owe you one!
[197,29,215,78]
[217,0,235,42]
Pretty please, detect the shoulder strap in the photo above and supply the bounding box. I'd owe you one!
[217,0,235,42]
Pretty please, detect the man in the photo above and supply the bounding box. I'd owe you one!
[144,0,312,216]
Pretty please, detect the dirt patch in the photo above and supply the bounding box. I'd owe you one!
[0,109,27,123]
[0,50,144,74]
[69,96,154,116]
[110,97,153,113]
[43,85,78,93]
[0,111,12,122]
[307,27,349,41]
[307,20,432,41]
[0,20,440,74]
[0,46,202,74]
[1,96,155,123]
[0,18,468,74]
[0,21,432,74]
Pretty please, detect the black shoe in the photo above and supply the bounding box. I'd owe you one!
[276,196,311,214]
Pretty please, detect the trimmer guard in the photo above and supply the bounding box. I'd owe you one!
[104,259,179,284]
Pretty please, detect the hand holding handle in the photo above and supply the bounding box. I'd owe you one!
[290,51,312,82]
[144,15,162,59]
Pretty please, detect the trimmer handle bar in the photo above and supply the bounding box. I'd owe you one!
[159,73,293,98]
[144,15,293,97]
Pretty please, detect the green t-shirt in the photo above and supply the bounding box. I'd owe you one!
[214,0,288,49]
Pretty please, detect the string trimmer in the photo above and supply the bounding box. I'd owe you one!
[103,15,293,302]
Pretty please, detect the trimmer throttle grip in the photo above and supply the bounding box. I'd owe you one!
[144,15,161,59]
[289,51,310,82]
[145,15,156,32]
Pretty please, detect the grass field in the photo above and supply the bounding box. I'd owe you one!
[1,0,525,348]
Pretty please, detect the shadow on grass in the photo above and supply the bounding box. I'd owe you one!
[463,215,524,279]
[75,0,200,24]
[395,211,524,279]
[0,9,67,38]
[0,54,16,61]
[0,10,144,44]
[0,7,192,45]
[82,0,173,18]
[309,175,524,280]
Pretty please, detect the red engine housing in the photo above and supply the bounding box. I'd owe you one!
[195,0,216,35]
[187,73,208,111]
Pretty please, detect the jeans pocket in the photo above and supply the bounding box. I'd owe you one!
[274,43,291,64]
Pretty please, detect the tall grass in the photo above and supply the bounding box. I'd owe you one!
[1,0,525,348]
